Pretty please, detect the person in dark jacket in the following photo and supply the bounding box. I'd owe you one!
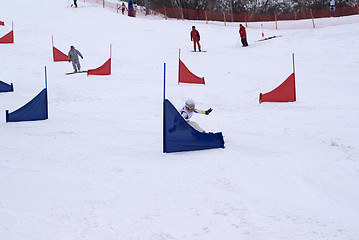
[190,26,201,52]
[68,46,83,73]
[128,0,133,17]
[196,5,200,20]
[239,24,248,47]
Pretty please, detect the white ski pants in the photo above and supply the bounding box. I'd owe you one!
[188,120,204,133]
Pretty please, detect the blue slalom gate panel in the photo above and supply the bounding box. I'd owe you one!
[0,80,13,92]
[163,99,224,153]
[6,89,48,122]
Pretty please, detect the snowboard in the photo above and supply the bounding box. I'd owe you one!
[66,71,87,75]
[257,35,281,42]
[191,50,207,52]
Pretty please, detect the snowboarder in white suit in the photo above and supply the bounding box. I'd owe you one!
[68,46,83,73]
[180,99,213,132]
[330,0,336,16]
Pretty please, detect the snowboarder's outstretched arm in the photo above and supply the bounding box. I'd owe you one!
[180,107,212,121]
[196,108,212,115]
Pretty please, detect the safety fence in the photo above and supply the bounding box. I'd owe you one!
[156,5,359,25]
[81,0,359,27]
[81,0,147,15]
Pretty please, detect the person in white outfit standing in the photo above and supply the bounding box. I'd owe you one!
[180,99,213,133]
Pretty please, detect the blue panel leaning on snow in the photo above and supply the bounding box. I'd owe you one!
[6,89,48,122]
[163,99,224,153]
[0,80,14,92]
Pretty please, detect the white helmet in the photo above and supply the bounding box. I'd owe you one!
[185,99,195,109]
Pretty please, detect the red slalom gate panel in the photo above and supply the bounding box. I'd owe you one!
[259,73,296,103]
[53,46,68,62]
[0,21,4,26]
[178,59,205,84]
[87,58,111,76]
[0,30,13,44]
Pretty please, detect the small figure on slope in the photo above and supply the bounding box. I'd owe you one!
[330,0,336,16]
[239,24,248,47]
[73,0,78,8]
[68,46,83,73]
[133,1,138,17]
[190,26,201,52]
[119,2,127,15]
[196,5,200,20]
[180,99,213,133]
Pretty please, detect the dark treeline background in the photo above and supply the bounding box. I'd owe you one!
[135,0,359,14]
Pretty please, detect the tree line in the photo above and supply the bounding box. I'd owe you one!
[135,0,359,14]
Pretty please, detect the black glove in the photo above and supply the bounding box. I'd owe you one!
[81,57,83,59]
[205,108,213,115]
[68,60,70,62]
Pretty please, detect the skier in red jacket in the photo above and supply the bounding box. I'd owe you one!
[239,24,248,47]
[190,26,201,52]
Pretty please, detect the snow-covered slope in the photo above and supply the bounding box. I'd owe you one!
[0,0,358,239]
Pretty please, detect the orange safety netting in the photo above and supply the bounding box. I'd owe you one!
[259,73,296,103]
[0,30,14,44]
[312,5,359,18]
[82,0,120,13]
[154,5,359,23]
[104,1,118,13]
[83,0,103,5]
[81,0,359,24]
[178,59,205,84]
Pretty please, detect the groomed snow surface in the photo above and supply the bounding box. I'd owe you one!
[1,0,359,239]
